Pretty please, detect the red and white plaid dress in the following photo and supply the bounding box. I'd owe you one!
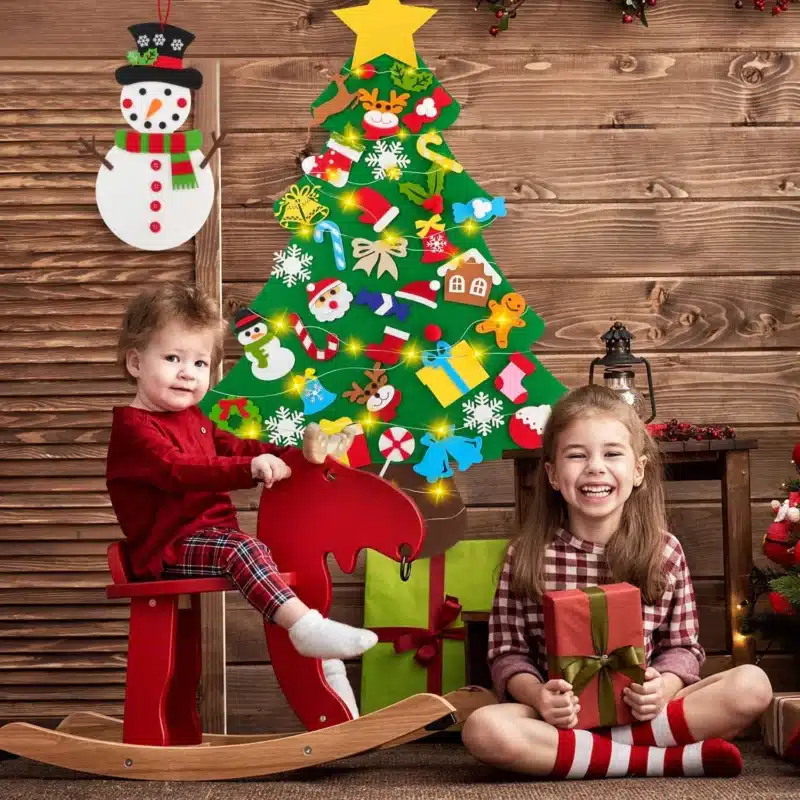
[488,528,705,700]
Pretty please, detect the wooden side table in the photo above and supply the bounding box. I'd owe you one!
[462,439,758,689]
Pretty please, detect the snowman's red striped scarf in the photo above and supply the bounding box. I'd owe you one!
[114,130,203,190]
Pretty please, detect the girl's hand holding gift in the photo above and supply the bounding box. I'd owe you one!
[623,667,668,721]
[535,679,581,729]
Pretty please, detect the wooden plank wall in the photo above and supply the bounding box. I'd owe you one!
[2,0,800,733]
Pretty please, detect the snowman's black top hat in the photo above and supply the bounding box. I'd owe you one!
[115,23,203,90]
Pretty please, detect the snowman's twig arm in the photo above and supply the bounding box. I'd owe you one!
[200,131,227,170]
[77,135,113,171]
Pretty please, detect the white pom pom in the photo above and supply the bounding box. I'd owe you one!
[772,500,781,511]
[788,507,800,523]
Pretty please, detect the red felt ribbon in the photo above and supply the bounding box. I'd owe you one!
[219,397,249,421]
[401,87,453,134]
[370,555,464,693]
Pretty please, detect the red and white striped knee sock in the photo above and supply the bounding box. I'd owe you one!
[608,698,696,747]
[550,729,742,779]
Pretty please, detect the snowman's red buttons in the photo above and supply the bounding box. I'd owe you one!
[122,98,133,109]
[151,181,162,192]
[177,98,188,108]
[151,160,162,171]
[150,221,161,233]
[150,200,162,212]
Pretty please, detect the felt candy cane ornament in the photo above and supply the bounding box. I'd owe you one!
[288,312,340,361]
[313,220,347,271]
[416,132,463,174]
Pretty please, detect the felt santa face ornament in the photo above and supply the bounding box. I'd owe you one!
[509,404,553,449]
[306,278,354,323]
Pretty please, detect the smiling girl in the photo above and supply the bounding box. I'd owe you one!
[462,385,772,780]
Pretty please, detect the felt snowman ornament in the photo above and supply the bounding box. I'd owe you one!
[89,23,223,251]
[234,307,295,382]
[509,405,552,449]
[306,278,354,323]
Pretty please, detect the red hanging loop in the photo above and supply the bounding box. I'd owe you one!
[158,0,172,29]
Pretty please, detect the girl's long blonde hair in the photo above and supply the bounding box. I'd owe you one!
[510,384,667,605]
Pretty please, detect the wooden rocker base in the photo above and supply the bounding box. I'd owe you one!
[0,693,467,780]
[52,686,496,750]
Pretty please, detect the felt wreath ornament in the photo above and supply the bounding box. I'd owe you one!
[209,397,262,434]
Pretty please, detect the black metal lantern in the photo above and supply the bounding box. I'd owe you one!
[589,322,656,423]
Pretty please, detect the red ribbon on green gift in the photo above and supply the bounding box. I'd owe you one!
[369,554,465,693]
[219,397,249,421]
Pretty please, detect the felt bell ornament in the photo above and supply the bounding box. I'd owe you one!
[301,368,337,415]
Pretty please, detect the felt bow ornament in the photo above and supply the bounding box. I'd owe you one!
[415,214,445,239]
[218,397,250,421]
[351,236,408,279]
[392,595,465,665]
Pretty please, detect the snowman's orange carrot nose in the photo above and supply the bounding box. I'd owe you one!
[146,98,163,119]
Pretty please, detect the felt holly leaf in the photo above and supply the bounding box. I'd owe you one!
[390,61,434,93]
[499,14,510,31]
[399,181,430,205]
[426,164,446,197]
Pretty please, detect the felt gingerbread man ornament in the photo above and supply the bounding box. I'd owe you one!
[475,292,527,348]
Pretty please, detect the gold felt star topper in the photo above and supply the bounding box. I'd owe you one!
[334,0,437,69]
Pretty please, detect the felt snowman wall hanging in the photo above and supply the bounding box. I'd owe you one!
[80,19,224,251]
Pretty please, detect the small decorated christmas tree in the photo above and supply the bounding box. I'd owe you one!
[200,0,567,484]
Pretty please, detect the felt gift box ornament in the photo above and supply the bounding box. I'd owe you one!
[415,340,489,407]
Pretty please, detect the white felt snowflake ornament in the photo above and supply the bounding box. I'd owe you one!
[365,140,411,181]
[462,392,504,437]
[264,406,306,446]
[272,244,313,287]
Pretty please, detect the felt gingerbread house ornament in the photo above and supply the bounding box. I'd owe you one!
[437,249,502,307]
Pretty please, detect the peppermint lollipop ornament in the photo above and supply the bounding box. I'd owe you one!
[378,426,416,477]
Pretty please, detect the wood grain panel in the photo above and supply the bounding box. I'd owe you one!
[225,274,800,351]
[222,128,800,205]
[223,203,800,279]
[2,0,800,57]
[221,52,800,130]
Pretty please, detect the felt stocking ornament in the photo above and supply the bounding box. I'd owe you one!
[551,729,742,780]
[495,352,536,404]
[302,134,365,189]
[365,325,410,366]
[352,187,400,232]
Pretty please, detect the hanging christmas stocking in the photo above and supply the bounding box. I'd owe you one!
[302,133,365,189]
[365,325,410,366]
[495,352,536,404]
[288,312,340,361]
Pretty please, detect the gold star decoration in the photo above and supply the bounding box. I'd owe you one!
[334,0,437,69]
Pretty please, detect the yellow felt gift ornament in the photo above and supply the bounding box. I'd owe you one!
[416,340,489,408]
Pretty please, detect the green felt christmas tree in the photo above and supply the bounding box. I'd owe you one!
[200,18,566,483]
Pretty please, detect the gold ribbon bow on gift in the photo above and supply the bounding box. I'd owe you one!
[351,237,408,280]
[415,214,445,239]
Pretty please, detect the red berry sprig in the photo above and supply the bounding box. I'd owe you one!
[647,419,736,442]
[736,0,796,11]
[618,0,651,25]
[476,0,524,35]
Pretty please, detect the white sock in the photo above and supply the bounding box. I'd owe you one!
[288,609,378,659]
[322,659,359,719]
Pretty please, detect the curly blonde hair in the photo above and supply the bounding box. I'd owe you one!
[510,384,667,605]
[117,284,225,383]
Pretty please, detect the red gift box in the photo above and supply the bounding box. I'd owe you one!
[544,582,646,730]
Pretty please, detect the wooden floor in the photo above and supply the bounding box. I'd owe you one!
[0,740,798,799]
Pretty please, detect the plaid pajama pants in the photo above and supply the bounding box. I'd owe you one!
[163,528,296,621]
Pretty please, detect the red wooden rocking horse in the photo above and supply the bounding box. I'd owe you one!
[0,456,494,780]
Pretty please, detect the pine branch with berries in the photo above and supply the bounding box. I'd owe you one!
[618,0,658,26]
[646,418,735,442]
[474,0,525,35]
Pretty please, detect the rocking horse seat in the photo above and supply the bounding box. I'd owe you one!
[105,540,295,747]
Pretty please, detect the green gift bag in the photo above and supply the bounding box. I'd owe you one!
[361,539,508,714]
